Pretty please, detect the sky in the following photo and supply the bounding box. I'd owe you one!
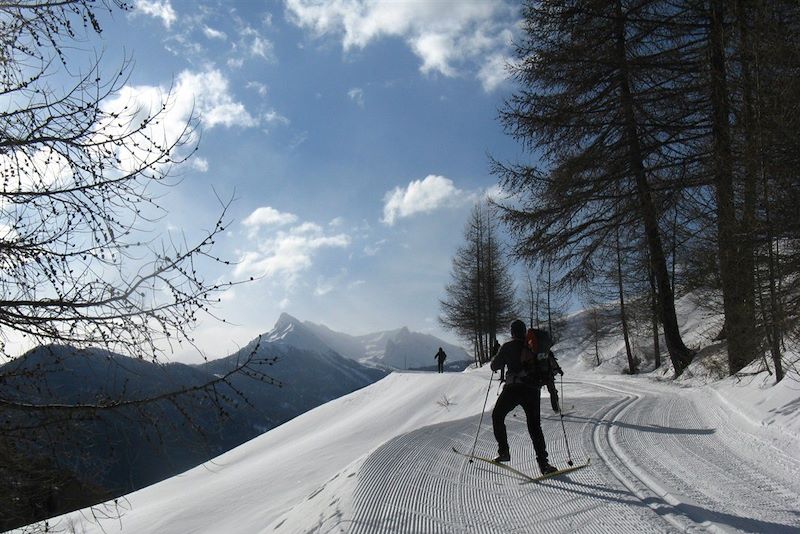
[50,0,530,362]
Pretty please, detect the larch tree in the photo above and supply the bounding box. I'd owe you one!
[492,0,695,376]
[440,202,517,365]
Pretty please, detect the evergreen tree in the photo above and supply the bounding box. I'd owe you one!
[440,203,517,364]
[492,0,695,375]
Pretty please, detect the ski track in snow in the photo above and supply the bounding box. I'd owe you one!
[301,378,800,533]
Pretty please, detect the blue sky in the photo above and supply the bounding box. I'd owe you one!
[86,0,527,361]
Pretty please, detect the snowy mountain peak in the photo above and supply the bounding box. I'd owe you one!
[275,312,302,329]
[264,313,332,355]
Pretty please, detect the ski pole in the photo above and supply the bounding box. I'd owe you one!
[469,371,494,461]
[559,373,573,466]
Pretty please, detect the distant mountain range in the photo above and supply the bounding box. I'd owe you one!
[300,315,472,370]
[0,314,468,530]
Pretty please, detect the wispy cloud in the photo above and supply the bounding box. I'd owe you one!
[99,68,257,173]
[247,81,269,97]
[235,212,352,284]
[381,175,472,226]
[314,269,348,296]
[203,25,227,40]
[237,22,276,62]
[243,206,298,228]
[285,0,517,90]
[348,87,365,108]
[134,0,177,28]
[190,157,209,172]
[175,69,258,128]
[477,52,511,92]
[264,109,290,127]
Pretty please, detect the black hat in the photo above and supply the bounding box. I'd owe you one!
[510,319,526,340]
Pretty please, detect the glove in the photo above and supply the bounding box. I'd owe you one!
[557,368,564,376]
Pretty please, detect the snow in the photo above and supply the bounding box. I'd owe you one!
[36,300,800,534]
[49,372,493,534]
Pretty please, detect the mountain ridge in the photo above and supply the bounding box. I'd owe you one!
[301,318,471,370]
[1,314,467,529]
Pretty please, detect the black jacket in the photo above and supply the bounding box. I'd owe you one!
[490,338,526,379]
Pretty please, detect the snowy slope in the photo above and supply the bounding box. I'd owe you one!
[45,368,800,533]
[38,299,800,534]
[49,371,493,534]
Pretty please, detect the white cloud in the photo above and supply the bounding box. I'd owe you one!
[178,70,259,128]
[381,175,470,225]
[289,131,309,150]
[234,219,352,283]
[135,0,177,28]
[104,68,257,141]
[240,25,276,61]
[264,109,290,126]
[477,53,510,92]
[348,87,365,108]
[190,157,209,172]
[203,25,227,40]
[95,69,260,180]
[364,239,386,256]
[285,0,517,88]
[243,207,298,228]
[314,269,349,296]
[247,81,269,96]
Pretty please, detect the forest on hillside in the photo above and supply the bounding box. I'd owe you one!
[440,1,799,383]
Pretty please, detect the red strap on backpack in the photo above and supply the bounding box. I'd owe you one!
[526,328,538,353]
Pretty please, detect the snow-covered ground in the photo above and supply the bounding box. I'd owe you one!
[31,295,800,534]
[38,366,799,533]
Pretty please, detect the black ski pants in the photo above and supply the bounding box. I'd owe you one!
[492,383,548,464]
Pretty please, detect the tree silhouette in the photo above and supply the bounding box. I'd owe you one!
[0,2,271,528]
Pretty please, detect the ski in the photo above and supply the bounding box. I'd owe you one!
[452,447,590,484]
[521,457,591,483]
[452,447,538,482]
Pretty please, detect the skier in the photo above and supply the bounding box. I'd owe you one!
[434,347,447,373]
[490,319,557,474]
[545,351,564,412]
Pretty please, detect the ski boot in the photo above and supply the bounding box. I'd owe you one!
[538,460,558,475]
[493,449,510,463]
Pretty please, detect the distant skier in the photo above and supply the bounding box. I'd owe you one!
[490,319,557,475]
[545,351,564,412]
[435,347,447,373]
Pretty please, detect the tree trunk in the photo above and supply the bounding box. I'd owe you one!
[616,227,636,374]
[649,257,662,369]
[735,0,762,372]
[594,312,600,366]
[767,239,785,382]
[546,259,553,336]
[613,0,694,375]
[709,0,757,374]
[526,270,536,329]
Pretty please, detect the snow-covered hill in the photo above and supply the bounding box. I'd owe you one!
[35,299,800,533]
[302,318,471,370]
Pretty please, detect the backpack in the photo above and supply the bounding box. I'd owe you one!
[520,328,553,386]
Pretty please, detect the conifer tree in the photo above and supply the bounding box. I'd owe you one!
[492,0,694,375]
[440,203,517,364]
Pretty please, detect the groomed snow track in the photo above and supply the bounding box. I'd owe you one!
[343,379,800,533]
